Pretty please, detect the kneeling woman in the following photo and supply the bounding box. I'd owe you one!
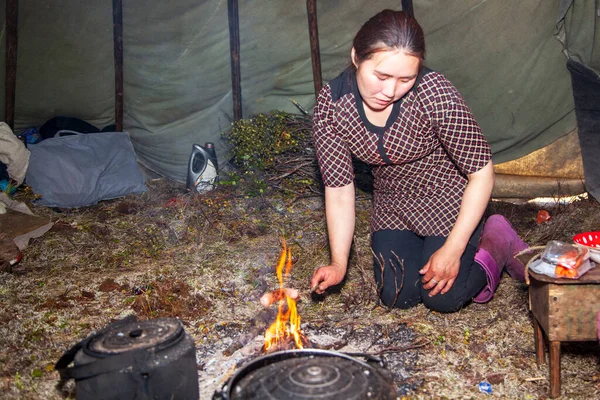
[309,9,527,312]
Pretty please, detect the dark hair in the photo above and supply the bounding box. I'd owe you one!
[352,9,425,66]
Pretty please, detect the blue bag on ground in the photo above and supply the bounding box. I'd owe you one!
[26,131,148,208]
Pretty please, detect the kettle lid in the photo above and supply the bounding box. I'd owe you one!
[85,318,184,356]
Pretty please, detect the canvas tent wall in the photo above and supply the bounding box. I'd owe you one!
[0,0,597,199]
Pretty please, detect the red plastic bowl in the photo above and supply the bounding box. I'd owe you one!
[573,231,600,248]
[573,231,600,263]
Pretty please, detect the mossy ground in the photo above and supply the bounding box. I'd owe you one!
[1,179,599,399]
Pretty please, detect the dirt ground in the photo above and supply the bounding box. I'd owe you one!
[1,178,599,399]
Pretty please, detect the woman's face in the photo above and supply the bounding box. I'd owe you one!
[352,47,420,112]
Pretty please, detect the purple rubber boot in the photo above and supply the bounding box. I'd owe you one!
[473,215,529,303]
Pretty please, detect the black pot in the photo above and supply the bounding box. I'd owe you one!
[214,349,397,400]
[55,317,199,400]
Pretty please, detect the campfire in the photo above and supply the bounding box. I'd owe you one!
[262,239,309,353]
[209,240,414,399]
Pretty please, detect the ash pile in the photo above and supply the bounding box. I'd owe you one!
[198,317,424,399]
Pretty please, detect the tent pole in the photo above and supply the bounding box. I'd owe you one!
[5,0,18,131]
[401,0,414,18]
[112,0,124,132]
[228,0,242,121]
[306,0,322,98]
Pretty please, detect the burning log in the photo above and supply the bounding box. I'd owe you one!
[260,288,298,307]
[262,239,309,353]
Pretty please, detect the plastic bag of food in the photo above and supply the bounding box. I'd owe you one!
[530,240,594,279]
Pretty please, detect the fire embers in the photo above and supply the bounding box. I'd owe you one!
[262,239,309,353]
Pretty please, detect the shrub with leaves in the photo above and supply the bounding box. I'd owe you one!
[222,111,310,172]
[220,110,320,196]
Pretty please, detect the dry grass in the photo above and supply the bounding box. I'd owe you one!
[1,179,599,399]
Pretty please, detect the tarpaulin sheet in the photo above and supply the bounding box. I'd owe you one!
[0,0,594,183]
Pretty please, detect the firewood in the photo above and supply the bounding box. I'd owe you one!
[260,288,299,307]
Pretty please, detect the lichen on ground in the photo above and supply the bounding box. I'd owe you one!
[1,178,599,399]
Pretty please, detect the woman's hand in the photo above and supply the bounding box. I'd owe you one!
[310,264,347,294]
[419,244,463,296]
[419,160,495,297]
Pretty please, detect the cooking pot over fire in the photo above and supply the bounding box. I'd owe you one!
[214,349,397,400]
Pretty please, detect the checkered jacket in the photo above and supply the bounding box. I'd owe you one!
[313,68,492,236]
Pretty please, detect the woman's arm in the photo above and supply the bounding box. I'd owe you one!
[310,183,355,293]
[420,160,495,296]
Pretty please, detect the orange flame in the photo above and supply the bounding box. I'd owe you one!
[263,239,307,352]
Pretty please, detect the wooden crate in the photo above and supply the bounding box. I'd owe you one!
[529,267,600,341]
[528,266,600,397]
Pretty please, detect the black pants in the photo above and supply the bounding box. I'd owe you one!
[372,224,486,313]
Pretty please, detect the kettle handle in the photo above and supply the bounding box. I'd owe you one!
[55,316,138,380]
